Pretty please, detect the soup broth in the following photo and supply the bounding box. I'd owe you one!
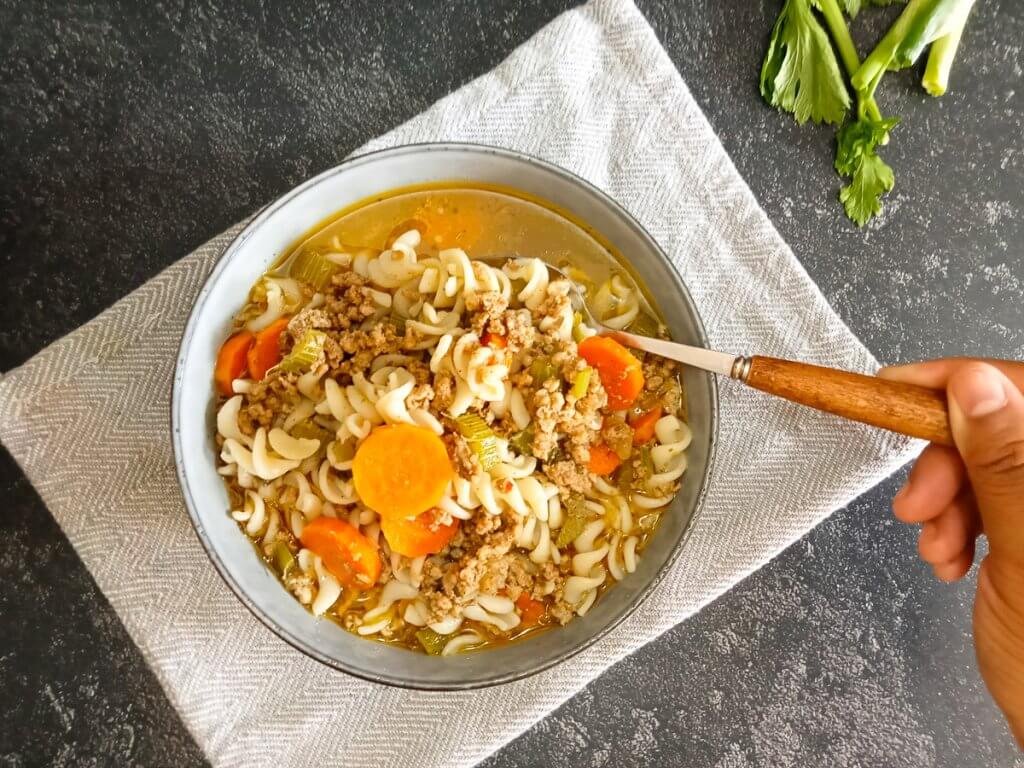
[213,183,690,655]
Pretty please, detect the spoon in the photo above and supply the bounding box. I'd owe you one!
[544,262,953,447]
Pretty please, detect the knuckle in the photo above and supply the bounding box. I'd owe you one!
[973,438,1024,482]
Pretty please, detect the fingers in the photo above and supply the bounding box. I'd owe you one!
[931,540,976,583]
[879,358,1024,392]
[893,444,967,523]
[946,363,1024,566]
[917,492,979,567]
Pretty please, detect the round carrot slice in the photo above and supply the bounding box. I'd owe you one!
[352,424,453,519]
[381,510,459,557]
[587,442,622,475]
[215,330,255,396]
[578,335,645,410]
[247,316,291,381]
[515,593,546,626]
[300,517,381,590]
[629,406,662,445]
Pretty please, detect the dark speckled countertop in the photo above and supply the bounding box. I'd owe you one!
[1,1,1022,766]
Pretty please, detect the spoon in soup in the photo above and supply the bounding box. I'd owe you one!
[539,261,954,447]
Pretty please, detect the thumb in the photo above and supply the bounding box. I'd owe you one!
[947,362,1024,565]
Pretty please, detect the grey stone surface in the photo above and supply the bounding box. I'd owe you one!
[1,1,1021,766]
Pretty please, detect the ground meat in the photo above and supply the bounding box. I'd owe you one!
[529,366,605,466]
[284,568,315,606]
[287,306,332,339]
[407,383,435,411]
[543,459,592,496]
[504,555,539,601]
[642,355,684,414]
[419,522,519,623]
[549,598,575,625]
[237,372,302,435]
[530,381,564,460]
[601,417,634,458]
[443,432,480,480]
[323,270,378,330]
[433,371,456,413]
[473,511,504,536]
[503,308,536,354]
[405,358,433,385]
[550,339,586,384]
[466,290,510,336]
[423,592,455,625]
[327,324,399,378]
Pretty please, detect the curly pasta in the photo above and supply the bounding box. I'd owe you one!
[214,207,692,654]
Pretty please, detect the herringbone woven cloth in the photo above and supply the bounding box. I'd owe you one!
[0,1,921,765]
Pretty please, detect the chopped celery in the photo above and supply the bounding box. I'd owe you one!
[637,445,654,483]
[289,249,338,289]
[455,413,500,471]
[569,368,591,400]
[529,356,555,384]
[617,457,634,494]
[571,312,586,343]
[546,443,565,464]
[277,329,326,373]
[271,540,295,577]
[508,426,535,457]
[556,494,590,548]
[416,628,448,655]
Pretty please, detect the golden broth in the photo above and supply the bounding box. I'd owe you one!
[231,183,685,654]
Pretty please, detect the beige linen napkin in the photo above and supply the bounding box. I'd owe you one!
[0,0,921,765]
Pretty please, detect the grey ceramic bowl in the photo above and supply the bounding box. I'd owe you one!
[172,143,718,689]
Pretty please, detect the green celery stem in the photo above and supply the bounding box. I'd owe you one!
[922,0,975,96]
[853,0,928,95]
[816,0,882,121]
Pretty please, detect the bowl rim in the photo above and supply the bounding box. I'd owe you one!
[171,141,719,690]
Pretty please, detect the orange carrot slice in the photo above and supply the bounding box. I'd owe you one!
[352,424,453,519]
[515,593,546,626]
[381,510,459,557]
[587,442,622,475]
[577,336,644,410]
[629,406,662,445]
[300,517,381,590]
[215,331,255,396]
[246,316,291,381]
[480,331,507,349]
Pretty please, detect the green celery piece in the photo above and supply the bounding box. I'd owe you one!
[835,116,900,225]
[277,329,326,373]
[569,368,592,400]
[571,312,586,343]
[922,0,975,95]
[556,494,590,549]
[760,0,851,125]
[416,628,448,656]
[853,0,975,94]
[508,426,535,457]
[455,413,500,471]
[529,356,555,384]
[842,0,907,18]
[271,541,295,577]
[814,0,883,122]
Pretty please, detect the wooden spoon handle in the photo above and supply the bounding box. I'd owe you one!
[743,355,953,446]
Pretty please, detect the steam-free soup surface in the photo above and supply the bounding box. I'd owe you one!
[213,184,691,655]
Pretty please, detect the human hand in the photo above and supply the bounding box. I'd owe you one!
[880,359,1024,746]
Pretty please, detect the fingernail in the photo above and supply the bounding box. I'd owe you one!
[950,365,1010,418]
